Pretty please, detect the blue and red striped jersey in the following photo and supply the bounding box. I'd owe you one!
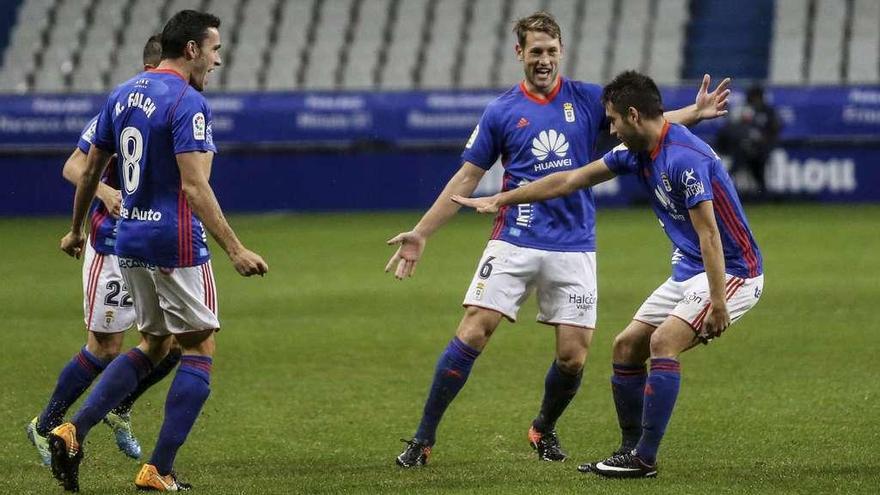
[603,122,763,281]
[76,115,120,255]
[461,77,606,252]
[92,69,216,267]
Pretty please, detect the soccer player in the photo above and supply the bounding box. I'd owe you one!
[27,34,181,467]
[386,12,731,467]
[49,10,268,492]
[452,70,764,479]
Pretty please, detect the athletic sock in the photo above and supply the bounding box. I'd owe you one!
[71,348,153,443]
[149,355,213,475]
[635,358,681,464]
[36,347,109,435]
[413,337,481,445]
[611,362,648,452]
[112,348,182,416]
[532,360,583,433]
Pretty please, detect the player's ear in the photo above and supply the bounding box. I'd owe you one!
[515,43,523,62]
[627,106,639,123]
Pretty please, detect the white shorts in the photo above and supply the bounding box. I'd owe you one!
[82,240,136,333]
[633,273,764,335]
[119,258,220,336]
[462,240,597,328]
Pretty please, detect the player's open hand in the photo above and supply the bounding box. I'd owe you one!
[450,194,500,214]
[701,303,731,341]
[694,74,731,121]
[60,230,86,259]
[230,247,269,277]
[385,231,426,280]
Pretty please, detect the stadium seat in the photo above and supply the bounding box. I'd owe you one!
[266,0,313,90]
[459,0,503,89]
[379,0,429,89]
[807,0,846,84]
[646,0,688,84]
[847,0,880,82]
[340,0,391,89]
[572,0,613,82]
[302,0,355,89]
[421,0,468,88]
[769,0,808,84]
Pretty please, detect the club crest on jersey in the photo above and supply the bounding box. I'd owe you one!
[661,173,672,192]
[563,102,575,123]
[681,168,705,198]
[193,112,206,140]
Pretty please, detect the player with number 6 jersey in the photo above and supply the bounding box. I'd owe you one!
[386,11,732,468]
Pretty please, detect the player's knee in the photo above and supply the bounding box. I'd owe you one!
[612,331,641,360]
[87,332,124,360]
[456,307,501,349]
[648,331,677,358]
[556,353,585,374]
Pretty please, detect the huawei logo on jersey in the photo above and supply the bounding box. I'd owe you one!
[531,130,569,161]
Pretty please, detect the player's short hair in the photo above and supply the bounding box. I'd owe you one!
[143,34,162,66]
[602,70,664,119]
[160,10,221,60]
[513,11,562,47]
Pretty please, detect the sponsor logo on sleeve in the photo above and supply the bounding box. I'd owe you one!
[82,119,97,144]
[205,122,214,147]
[193,112,206,140]
[682,168,705,198]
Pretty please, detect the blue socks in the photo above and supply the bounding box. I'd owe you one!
[635,358,681,464]
[149,355,213,475]
[72,348,154,443]
[36,347,109,435]
[113,348,182,416]
[532,360,583,433]
[414,337,480,445]
[611,363,647,452]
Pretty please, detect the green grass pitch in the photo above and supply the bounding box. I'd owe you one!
[0,204,877,494]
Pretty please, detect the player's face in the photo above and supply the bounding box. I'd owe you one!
[606,102,647,151]
[517,31,561,94]
[190,27,222,92]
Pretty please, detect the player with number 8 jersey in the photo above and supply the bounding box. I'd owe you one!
[53,11,267,492]
[97,69,214,267]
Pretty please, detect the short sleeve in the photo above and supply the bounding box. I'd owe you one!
[172,93,217,155]
[92,96,116,153]
[673,156,714,208]
[76,116,99,154]
[460,104,502,170]
[602,143,638,176]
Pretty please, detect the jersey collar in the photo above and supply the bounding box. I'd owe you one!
[149,68,187,81]
[650,120,671,160]
[519,76,563,105]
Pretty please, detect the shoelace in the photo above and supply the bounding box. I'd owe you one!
[604,452,634,466]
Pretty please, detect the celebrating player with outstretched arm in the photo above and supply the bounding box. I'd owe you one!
[50,10,267,493]
[386,11,731,468]
[454,70,764,479]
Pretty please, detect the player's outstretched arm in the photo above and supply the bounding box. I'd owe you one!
[688,200,730,340]
[62,148,121,217]
[177,151,268,277]
[664,74,731,126]
[61,146,113,258]
[385,161,486,280]
[452,159,616,214]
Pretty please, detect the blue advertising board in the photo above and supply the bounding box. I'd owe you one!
[1,85,878,150]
